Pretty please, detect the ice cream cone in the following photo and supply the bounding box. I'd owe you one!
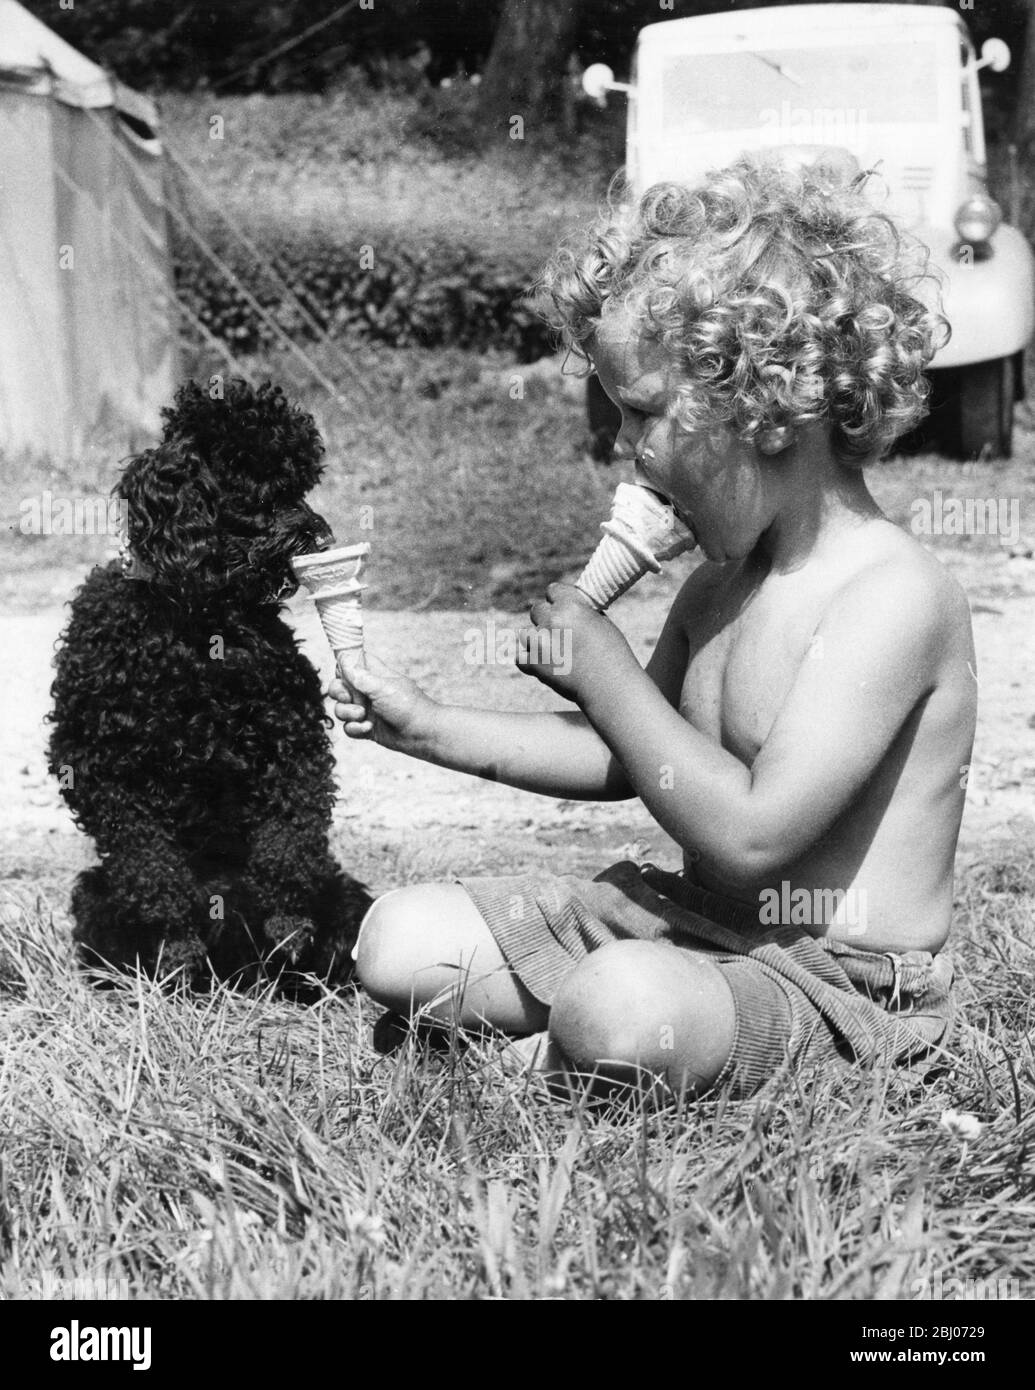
[575,484,695,610]
[313,580,366,668]
[647,518,695,564]
[292,541,370,590]
[575,532,653,610]
[610,482,695,559]
[292,542,371,674]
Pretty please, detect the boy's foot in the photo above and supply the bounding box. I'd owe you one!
[498,1032,682,1110]
[496,1031,577,1098]
[497,1029,552,1075]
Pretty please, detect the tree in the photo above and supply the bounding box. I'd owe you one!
[478,0,582,141]
[1013,0,1035,153]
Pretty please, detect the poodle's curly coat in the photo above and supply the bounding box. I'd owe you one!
[47,379,371,988]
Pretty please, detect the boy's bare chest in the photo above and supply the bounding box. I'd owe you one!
[679,580,825,763]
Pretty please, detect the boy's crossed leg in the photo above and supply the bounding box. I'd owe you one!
[355,884,736,1097]
[356,882,548,1033]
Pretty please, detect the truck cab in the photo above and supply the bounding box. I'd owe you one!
[584,3,1032,459]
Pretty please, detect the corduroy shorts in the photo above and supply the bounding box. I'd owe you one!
[458,860,955,1098]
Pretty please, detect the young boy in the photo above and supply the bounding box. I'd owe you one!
[331,153,977,1100]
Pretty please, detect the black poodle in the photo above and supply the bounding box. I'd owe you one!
[47,378,371,989]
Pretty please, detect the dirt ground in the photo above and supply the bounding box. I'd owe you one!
[3,538,1033,922]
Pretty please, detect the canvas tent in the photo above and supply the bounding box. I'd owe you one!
[0,0,176,462]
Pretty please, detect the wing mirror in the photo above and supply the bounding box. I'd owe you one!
[582,63,633,105]
[970,38,1011,75]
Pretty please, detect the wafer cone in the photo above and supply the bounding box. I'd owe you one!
[292,542,371,674]
[575,532,653,611]
[575,484,695,611]
[312,580,366,666]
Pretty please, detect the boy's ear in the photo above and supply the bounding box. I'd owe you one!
[757,426,796,456]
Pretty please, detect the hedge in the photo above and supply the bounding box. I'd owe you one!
[171,216,556,361]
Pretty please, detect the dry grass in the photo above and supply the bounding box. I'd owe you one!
[1,848,1031,1302]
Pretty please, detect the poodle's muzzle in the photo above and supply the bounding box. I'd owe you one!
[289,501,335,558]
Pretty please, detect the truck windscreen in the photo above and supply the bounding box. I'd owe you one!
[660,44,939,134]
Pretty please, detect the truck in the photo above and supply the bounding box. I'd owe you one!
[582,2,1033,460]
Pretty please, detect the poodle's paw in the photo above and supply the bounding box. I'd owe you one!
[158,933,208,983]
[263,914,317,962]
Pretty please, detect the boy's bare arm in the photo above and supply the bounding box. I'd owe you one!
[333,579,696,800]
[333,667,635,798]
[417,576,696,797]
[568,564,965,883]
[419,705,635,798]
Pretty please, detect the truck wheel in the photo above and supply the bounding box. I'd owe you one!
[586,373,621,461]
[955,357,1014,460]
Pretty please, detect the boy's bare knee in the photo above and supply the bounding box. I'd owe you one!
[353,882,538,1031]
[548,941,669,1071]
[354,887,427,1010]
[548,940,735,1095]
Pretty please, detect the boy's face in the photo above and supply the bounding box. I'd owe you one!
[590,306,773,563]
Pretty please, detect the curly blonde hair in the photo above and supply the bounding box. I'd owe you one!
[538,152,949,463]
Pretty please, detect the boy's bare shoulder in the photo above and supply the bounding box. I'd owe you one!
[670,520,973,664]
[824,522,973,658]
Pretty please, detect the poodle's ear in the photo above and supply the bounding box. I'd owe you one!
[117,441,225,595]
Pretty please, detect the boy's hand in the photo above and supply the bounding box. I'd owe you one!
[330,663,439,755]
[519,583,637,701]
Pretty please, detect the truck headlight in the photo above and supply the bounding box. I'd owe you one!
[954,195,1002,245]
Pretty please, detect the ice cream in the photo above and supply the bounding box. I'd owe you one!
[575,483,695,610]
[292,542,370,674]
